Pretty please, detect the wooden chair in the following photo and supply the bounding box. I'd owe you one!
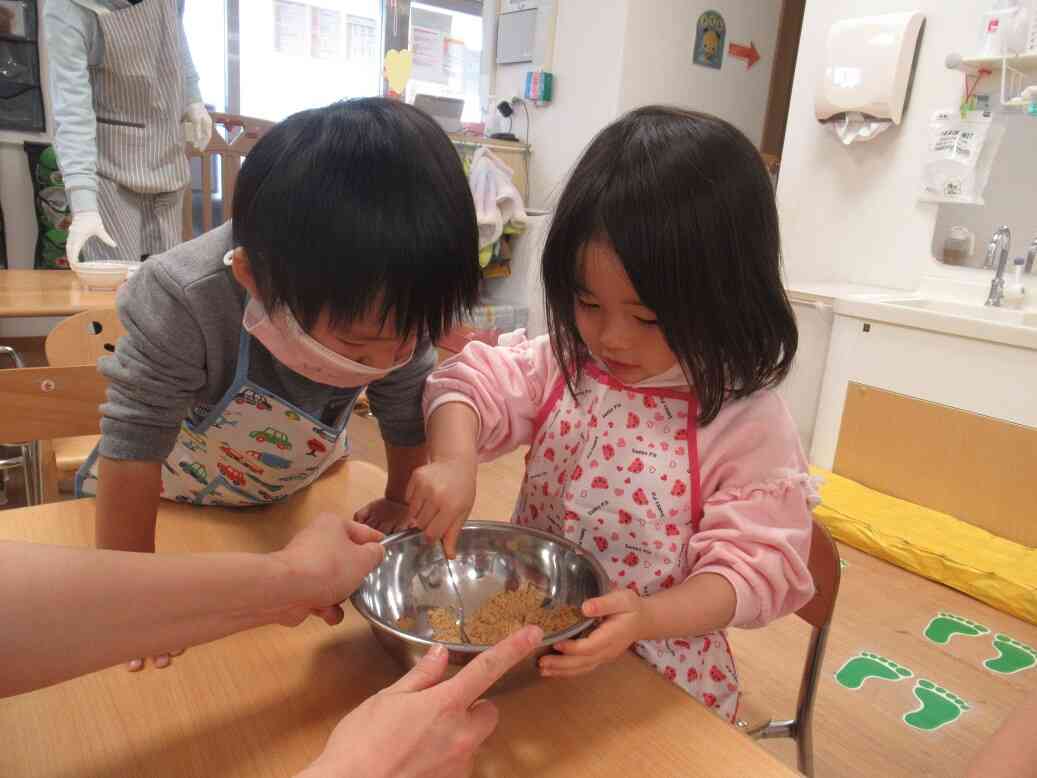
[736,520,842,777]
[182,112,276,241]
[0,364,109,504]
[44,308,127,489]
[0,345,40,504]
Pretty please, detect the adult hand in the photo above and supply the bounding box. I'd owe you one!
[183,102,213,152]
[66,211,117,264]
[127,515,383,672]
[539,588,647,678]
[404,456,477,558]
[274,512,385,627]
[300,624,543,778]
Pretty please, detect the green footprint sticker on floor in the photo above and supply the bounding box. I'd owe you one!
[835,651,912,690]
[984,634,1037,675]
[923,612,989,645]
[903,679,969,731]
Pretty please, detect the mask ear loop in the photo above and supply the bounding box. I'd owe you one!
[224,248,256,308]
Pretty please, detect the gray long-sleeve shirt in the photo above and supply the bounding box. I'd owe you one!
[99,222,434,462]
[44,0,203,213]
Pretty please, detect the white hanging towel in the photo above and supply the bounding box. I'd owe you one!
[468,146,527,249]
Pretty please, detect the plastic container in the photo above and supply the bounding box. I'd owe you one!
[980,4,1030,57]
[70,261,135,291]
[943,226,975,265]
[1029,0,1037,50]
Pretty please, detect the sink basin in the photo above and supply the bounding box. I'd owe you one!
[834,295,1037,351]
[881,298,1037,327]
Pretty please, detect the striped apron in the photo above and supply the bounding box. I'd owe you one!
[82,0,189,261]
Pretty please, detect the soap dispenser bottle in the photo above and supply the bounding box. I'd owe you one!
[1003,257,1028,308]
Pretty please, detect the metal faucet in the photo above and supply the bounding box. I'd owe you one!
[984,225,1012,307]
[1025,237,1037,275]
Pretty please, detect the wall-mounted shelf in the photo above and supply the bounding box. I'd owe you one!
[955,52,1037,71]
[946,51,1037,109]
[448,132,531,202]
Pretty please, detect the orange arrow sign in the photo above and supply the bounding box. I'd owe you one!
[728,41,760,69]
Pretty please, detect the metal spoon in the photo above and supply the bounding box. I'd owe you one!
[440,541,471,644]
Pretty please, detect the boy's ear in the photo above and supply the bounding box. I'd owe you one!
[228,248,260,298]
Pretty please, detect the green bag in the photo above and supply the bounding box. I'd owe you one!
[24,142,71,270]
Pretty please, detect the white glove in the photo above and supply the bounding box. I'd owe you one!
[183,102,212,152]
[66,211,117,265]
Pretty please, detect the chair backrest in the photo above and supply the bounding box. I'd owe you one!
[45,308,127,367]
[0,365,108,443]
[797,519,842,629]
[182,112,276,241]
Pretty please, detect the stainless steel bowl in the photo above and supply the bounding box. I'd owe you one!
[351,521,611,691]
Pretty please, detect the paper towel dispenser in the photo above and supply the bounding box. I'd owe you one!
[815,11,925,126]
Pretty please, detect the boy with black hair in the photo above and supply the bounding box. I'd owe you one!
[80,98,480,580]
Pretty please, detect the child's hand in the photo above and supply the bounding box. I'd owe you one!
[404,457,477,557]
[354,497,411,535]
[127,650,184,672]
[539,589,649,678]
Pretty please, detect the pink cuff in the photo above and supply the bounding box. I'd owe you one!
[691,565,761,628]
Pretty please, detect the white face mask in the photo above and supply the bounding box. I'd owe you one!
[229,252,414,387]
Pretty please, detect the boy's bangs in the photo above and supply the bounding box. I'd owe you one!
[235,98,480,342]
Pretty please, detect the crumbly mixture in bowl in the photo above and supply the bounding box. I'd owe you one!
[398,583,584,645]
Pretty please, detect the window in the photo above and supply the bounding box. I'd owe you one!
[180,2,227,116]
[183,1,385,122]
[347,15,377,64]
[311,8,345,61]
[405,2,483,123]
[181,1,484,124]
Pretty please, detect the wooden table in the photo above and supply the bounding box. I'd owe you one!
[0,461,798,778]
[0,269,117,318]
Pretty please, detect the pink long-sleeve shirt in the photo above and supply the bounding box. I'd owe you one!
[425,332,816,630]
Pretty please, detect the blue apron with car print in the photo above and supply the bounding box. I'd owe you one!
[77,330,351,505]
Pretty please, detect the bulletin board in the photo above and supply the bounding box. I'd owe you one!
[0,0,45,132]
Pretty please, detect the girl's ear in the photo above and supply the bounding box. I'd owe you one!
[228,248,259,298]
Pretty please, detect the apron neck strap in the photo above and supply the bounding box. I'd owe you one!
[235,306,253,384]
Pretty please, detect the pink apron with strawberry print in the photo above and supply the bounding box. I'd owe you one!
[514,362,739,720]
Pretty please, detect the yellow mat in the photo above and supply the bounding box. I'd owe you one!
[812,467,1037,625]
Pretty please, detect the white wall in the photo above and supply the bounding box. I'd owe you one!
[495,0,785,209]
[494,0,630,209]
[777,0,1002,292]
[617,0,781,148]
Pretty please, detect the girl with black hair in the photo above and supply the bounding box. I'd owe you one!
[409,106,816,720]
[77,98,480,669]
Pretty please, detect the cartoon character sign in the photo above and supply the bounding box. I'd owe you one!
[693,10,726,70]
